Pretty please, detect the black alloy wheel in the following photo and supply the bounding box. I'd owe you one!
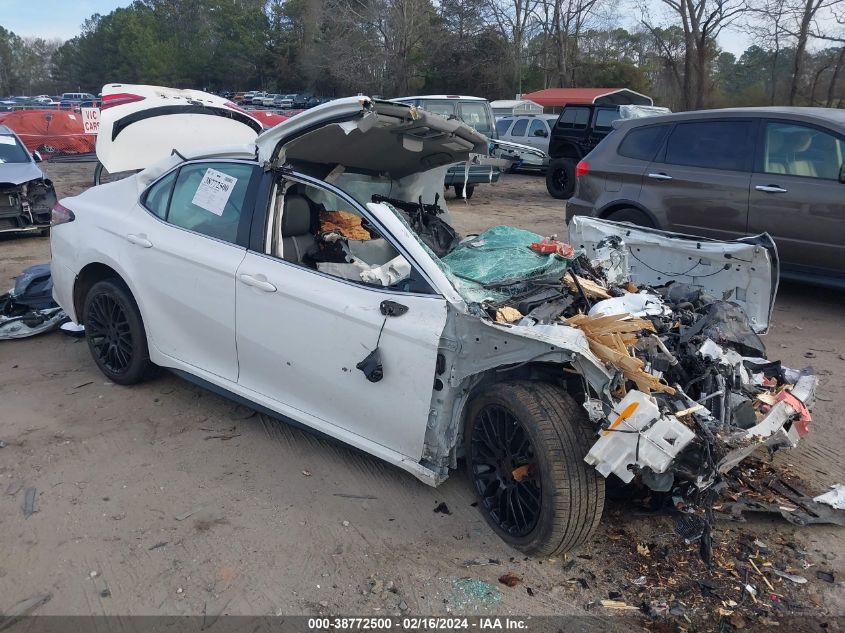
[83,279,157,385]
[465,381,604,555]
[86,292,133,374]
[470,403,541,537]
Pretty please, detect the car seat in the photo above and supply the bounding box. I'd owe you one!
[281,195,316,263]
[785,130,817,177]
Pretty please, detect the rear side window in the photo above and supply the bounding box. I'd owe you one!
[557,107,590,130]
[144,162,257,245]
[528,119,547,136]
[458,102,494,137]
[594,109,619,130]
[664,120,754,171]
[510,119,528,136]
[143,170,177,219]
[496,119,513,136]
[617,125,670,161]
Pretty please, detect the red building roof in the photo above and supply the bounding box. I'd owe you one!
[521,88,652,108]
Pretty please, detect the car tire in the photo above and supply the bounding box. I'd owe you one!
[546,159,575,199]
[454,184,475,199]
[604,207,655,227]
[82,279,157,385]
[465,381,604,556]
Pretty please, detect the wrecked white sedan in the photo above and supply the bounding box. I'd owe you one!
[50,85,817,556]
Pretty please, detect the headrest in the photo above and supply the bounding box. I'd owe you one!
[282,195,312,236]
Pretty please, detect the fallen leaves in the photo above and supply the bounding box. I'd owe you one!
[498,572,522,587]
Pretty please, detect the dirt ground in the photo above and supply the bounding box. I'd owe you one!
[1,162,844,625]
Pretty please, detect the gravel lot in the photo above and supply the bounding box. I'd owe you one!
[1,162,843,623]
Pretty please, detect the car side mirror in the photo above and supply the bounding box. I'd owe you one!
[32,151,42,163]
[839,161,845,184]
[534,129,548,138]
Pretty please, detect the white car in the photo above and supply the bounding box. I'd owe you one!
[50,84,816,556]
[258,93,278,107]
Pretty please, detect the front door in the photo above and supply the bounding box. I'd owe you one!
[121,160,259,382]
[748,120,845,277]
[235,176,447,459]
[642,119,755,240]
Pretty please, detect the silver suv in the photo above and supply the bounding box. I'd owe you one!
[566,107,845,287]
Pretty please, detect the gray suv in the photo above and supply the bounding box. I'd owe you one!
[567,107,845,287]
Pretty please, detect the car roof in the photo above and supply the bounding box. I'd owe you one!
[620,106,845,128]
[501,114,557,119]
[396,95,488,102]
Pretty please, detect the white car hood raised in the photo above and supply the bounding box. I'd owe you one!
[256,97,489,179]
[96,84,264,172]
[569,217,778,333]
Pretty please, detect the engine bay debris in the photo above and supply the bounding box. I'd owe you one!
[391,211,832,557]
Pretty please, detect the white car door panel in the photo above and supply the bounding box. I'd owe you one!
[235,252,447,460]
[120,204,246,382]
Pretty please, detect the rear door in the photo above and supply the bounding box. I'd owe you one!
[525,118,549,151]
[748,119,845,277]
[642,119,755,240]
[600,122,671,198]
[122,160,261,382]
[590,107,620,150]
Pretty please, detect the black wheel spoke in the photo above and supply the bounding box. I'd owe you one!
[471,404,542,538]
[86,293,134,374]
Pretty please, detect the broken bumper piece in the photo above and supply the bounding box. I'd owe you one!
[585,390,696,483]
[717,373,817,474]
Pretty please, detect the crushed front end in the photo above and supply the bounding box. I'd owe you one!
[419,214,815,540]
[0,176,56,234]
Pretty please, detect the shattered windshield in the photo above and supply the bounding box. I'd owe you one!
[0,135,31,164]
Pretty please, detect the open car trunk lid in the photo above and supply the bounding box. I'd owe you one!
[569,216,778,333]
[256,97,489,179]
[97,84,264,173]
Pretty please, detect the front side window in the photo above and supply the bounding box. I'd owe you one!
[762,121,844,180]
[664,120,754,171]
[458,102,494,137]
[617,124,670,161]
[510,118,528,137]
[418,101,456,118]
[268,179,432,293]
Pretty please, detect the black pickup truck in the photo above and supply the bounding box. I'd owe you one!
[545,104,669,199]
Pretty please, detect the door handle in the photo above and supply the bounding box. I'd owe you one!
[238,273,277,292]
[126,234,152,248]
[647,173,673,181]
[755,184,788,193]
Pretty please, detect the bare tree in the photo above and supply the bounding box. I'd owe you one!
[537,0,605,87]
[642,0,748,109]
[488,0,541,94]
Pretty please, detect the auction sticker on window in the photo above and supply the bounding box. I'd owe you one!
[191,168,237,216]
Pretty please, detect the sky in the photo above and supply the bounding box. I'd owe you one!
[1,0,754,55]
